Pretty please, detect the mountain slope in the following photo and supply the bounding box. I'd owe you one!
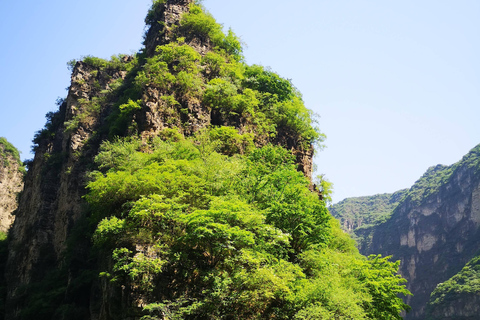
[4,1,411,319]
[426,253,480,320]
[361,144,480,319]
[329,189,408,251]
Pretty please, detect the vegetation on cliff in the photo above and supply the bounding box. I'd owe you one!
[86,132,411,319]
[329,189,407,249]
[6,1,412,319]
[0,137,24,173]
[426,254,480,319]
[404,144,480,206]
[332,143,480,320]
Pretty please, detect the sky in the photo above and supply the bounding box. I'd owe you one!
[0,0,479,203]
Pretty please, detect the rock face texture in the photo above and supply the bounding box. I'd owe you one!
[362,145,480,320]
[0,139,24,233]
[4,1,316,319]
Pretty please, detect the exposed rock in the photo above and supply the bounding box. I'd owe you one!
[4,1,317,319]
[5,60,129,319]
[0,139,24,233]
[362,144,480,320]
[144,0,208,58]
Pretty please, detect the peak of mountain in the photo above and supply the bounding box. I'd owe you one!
[1,2,411,319]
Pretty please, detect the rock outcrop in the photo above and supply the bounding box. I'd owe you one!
[4,1,317,319]
[362,144,480,319]
[0,138,24,233]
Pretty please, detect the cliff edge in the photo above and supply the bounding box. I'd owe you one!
[0,138,24,233]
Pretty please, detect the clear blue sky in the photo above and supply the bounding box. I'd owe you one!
[1,0,479,203]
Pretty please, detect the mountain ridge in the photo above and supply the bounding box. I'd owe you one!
[331,143,480,319]
[3,1,411,319]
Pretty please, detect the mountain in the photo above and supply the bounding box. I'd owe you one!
[0,137,24,233]
[2,1,411,319]
[332,144,480,319]
[329,189,408,251]
[426,253,480,320]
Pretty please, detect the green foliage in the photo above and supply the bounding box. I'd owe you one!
[67,59,77,71]
[406,164,453,205]
[137,12,322,147]
[426,254,480,318]
[85,133,411,318]
[243,65,296,102]
[145,0,167,27]
[157,39,201,73]
[208,126,254,155]
[135,58,175,90]
[23,2,415,317]
[32,111,62,153]
[358,255,412,319]
[313,174,334,204]
[179,4,243,60]
[406,144,480,206]
[329,189,408,248]
[82,54,136,71]
[0,137,23,170]
[64,97,103,133]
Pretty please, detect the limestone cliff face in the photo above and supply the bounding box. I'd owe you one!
[0,140,24,233]
[364,145,480,320]
[5,58,132,319]
[5,1,316,319]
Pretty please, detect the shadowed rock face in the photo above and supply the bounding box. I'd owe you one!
[362,145,480,320]
[4,1,316,319]
[0,142,24,233]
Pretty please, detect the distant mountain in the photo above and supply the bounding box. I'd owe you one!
[329,189,408,251]
[332,143,480,320]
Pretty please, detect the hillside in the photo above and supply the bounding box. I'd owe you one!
[1,1,413,319]
[426,253,480,320]
[354,143,480,319]
[0,137,24,233]
[329,189,407,251]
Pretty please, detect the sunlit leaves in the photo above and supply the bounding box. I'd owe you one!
[85,130,411,318]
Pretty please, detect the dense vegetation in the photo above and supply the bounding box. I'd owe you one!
[426,254,480,319]
[9,2,413,319]
[405,144,480,206]
[86,131,411,319]
[329,190,407,249]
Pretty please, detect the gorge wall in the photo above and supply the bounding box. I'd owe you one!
[0,138,24,233]
[331,144,480,319]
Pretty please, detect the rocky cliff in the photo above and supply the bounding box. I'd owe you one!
[362,144,480,319]
[4,1,320,319]
[0,138,24,233]
[425,254,480,320]
[329,189,407,251]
